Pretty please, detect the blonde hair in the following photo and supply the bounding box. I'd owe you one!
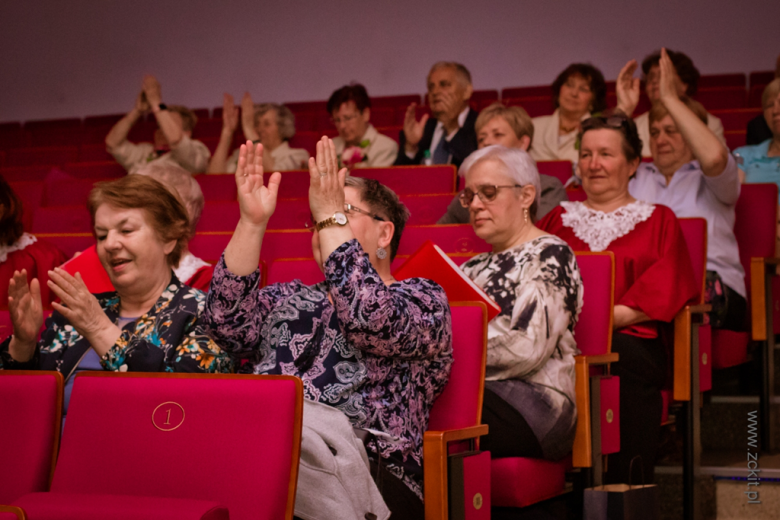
[134,163,204,239]
[167,105,198,132]
[648,97,708,125]
[475,103,534,149]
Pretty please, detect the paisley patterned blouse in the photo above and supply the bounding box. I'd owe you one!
[204,239,453,498]
[0,273,234,377]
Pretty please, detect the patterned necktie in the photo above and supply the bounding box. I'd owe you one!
[433,132,450,164]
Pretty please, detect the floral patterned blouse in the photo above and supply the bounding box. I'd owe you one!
[0,273,234,377]
[204,239,453,498]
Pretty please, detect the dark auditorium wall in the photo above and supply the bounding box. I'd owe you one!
[1,0,779,122]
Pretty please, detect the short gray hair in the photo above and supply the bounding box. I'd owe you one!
[458,145,541,219]
[428,62,472,89]
[254,103,296,141]
[134,163,204,238]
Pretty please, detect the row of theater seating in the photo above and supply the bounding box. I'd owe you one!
[1,68,775,154]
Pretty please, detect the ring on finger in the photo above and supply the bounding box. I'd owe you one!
[319,171,328,177]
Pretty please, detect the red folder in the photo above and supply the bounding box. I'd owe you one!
[393,240,501,321]
[60,245,115,294]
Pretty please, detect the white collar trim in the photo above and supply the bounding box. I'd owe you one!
[0,233,37,263]
[173,253,210,284]
[560,200,655,252]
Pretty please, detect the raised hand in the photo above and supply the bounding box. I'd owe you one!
[47,268,116,344]
[222,93,239,134]
[658,48,680,104]
[241,92,259,141]
[402,103,429,151]
[235,141,281,227]
[615,59,641,116]
[308,136,347,223]
[135,91,151,115]
[142,75,163,108]
[7,270,43,346]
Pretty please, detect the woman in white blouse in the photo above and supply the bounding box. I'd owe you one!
[529,63,608,164]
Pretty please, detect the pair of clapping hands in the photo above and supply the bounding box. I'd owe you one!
[134,75,163,114]
[615,47,681,116]
[7,268,116,361]
[234,135,348,231]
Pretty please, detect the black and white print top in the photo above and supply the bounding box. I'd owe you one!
[461,235,583,406]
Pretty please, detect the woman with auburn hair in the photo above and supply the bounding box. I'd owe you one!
[0,175,233,414]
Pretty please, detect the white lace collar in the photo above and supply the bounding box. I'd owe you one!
[173,253,210,284]
[560,200,655,252]
[0,233,37,263]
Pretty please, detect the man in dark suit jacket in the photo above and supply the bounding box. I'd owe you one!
[395,62,478,167]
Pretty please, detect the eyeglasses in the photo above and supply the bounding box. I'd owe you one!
[458,185,522,208]
[304,203,385,231]
[580,115,631,134]
[330,113,359,126]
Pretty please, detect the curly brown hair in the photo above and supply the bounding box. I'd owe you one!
[551,63,608,113]
[0,176,24,247]
[345,176,410,261]
[87,175,191,268]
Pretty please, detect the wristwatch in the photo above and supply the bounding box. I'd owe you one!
[315,212,348,231]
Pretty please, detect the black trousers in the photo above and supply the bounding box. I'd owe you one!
[480,387,544,459]
[604,332,667,485]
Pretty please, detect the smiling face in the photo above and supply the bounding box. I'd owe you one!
[94,205,175,295]
[557,73,594,117]
[332,101,370,146]
[477,116,525,149]
[311,186,392,271]
[578,129,638,203]
[649,115,694,174]
[463,159,527,247]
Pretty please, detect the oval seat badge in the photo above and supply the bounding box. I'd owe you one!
[152,402,185,431]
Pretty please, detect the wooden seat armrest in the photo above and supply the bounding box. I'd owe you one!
[688,304,712,314]
[424,425,489,520]
[0,505,27,520]
[573,359,592,468]
[576,353,619,366]
[750,256,779,341]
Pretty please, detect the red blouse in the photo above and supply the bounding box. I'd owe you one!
[538,203,698,338]
[1,239,69,309]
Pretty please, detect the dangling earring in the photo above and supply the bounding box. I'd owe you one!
[376,247,388,260]
[524,208,529,224]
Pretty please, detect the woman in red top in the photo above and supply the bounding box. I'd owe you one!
[0,177,68,311]
[538,112,698,484]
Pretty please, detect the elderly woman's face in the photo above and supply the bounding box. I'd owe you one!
[477,116,524,149]
[558,74,594,116]
[94,205,175,293]
[579,129,637,201]
[644,64,687,102]
[332,101,370,146]
[765,92,780,136]
[256,110,282,147]
[464,159,526,246]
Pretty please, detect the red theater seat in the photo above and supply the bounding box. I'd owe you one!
[8,181,43,229]
[501,85,551,99]
[503,97,555,118]
[698,73,746,88]
[12,373,303,520]
[694,87,747,110]
[749,71,775,88]
[470,89,499,108]
[372,94,421,109]
[32,206,92,234]
[5,147,79,168]
[711,108,763,132]
[196,202,240,232]
[194,175,237,202]
[269,198,311,230]
[355,165,457,194]
[192,108,211,120]
[0,371,63,504]
[24,119,83,148]
[537,160,573,185]
[63,161,125,179]
[748,85,767,108]
[33,234,94,258]
[78,143,115,162]
[192,118,225,139]
[369,107,396,128]
[285,100,328,114]
[267,258,323,287]
[396,224,489,257]
[41,178,99,207]
[403,193,454,225]
[725,131,746,150]
[0,505,26,520]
